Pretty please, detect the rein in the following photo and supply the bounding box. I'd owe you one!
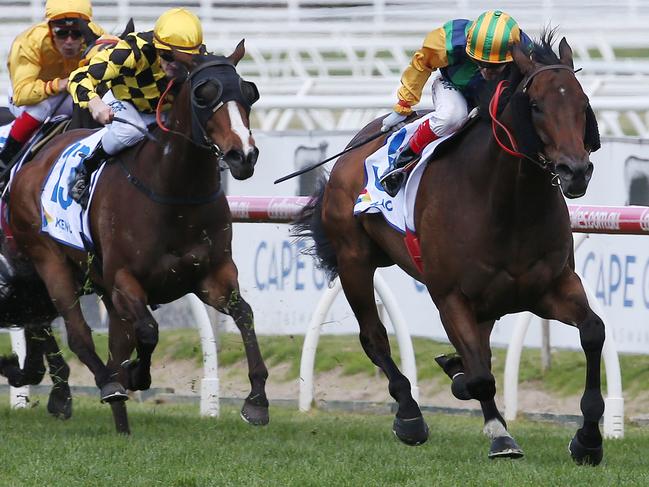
[155,79,224,158]
[488,63,577,182]
[117,158,223,205]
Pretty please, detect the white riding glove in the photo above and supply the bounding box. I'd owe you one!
[381,111,408,132]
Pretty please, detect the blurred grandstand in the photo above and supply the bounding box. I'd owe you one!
[1,1,648,133]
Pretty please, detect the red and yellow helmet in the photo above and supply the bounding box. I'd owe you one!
[45,0,92,21]
[466,10,521,64]
[153,8,203,55]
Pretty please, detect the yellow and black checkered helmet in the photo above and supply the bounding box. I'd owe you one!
[45,0,92,21]
[153,8,203,55]
[466,10,521,64]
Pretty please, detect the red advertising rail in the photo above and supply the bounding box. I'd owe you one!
[227,197,649,235]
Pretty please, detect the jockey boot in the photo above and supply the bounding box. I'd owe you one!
[68,141,110,209]
[0,135,24,173]
[379,118,439,197]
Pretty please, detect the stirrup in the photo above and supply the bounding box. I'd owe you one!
[379,169,406,197]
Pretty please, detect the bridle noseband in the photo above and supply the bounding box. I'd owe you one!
[489,63,578,185]
[155,58,258,160]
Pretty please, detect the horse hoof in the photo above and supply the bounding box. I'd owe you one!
[240,400,269,426]
[569,435,603,466]
[392,416,429,446]
[100,382,129,403]
[47,384,72,420]
[488,436,524,459]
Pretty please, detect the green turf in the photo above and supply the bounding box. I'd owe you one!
[2,330,649,401]
[0,399,647,486]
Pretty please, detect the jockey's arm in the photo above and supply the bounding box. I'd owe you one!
[394,27,449,115]
[8,40,64,106]
[68,38,135,109]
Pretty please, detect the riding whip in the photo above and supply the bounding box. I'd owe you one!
[273,125,401,185]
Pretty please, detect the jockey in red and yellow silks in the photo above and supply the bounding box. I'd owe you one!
[379,10,532,197]
[0,0,105,172]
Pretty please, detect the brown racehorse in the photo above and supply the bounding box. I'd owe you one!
[295,33,605,464]
[8,42,269,434]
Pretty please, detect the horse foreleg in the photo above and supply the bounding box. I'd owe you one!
[338,257,427,445]
[436,295,522,458]
[111,269,158,392]
[198,260,269,426]
[41,324,72,419]
[534,270,605,466]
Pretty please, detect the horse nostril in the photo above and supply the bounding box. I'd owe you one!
[225,149,244,165]
[555,163,573,181]
[585,162,594,182]
[247,147,259,167]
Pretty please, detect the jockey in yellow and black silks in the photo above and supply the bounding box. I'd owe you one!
[0,0,105,172]
[379,10,532,197]
[66,7,204,208]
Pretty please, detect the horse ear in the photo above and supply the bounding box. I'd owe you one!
[120,18,135,39]
[227,39,246,66]
[585,104,601,153]
[559,37,574,69]
[512,43,534,75]
[510,91,544,157]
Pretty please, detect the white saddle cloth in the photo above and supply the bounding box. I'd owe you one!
[353,114,451,233]
[41,129,107,250]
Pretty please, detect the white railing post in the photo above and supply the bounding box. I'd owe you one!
[9,327,29,409]
[186,294,220,417]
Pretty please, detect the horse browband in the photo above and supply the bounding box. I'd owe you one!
[522,64,576,93]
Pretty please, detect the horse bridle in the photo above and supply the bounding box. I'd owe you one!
[155,58,259,159]
[490,63,580,184]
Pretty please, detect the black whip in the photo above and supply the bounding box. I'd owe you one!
[273,127,390,184]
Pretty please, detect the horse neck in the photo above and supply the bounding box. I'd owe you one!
[479,109,563,221]
[146,98,221,198]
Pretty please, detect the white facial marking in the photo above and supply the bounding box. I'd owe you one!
[483,419,512,440]
[227,101,251,154]
[559,87,566,96]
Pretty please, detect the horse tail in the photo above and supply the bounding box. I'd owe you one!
[292,179,338,280]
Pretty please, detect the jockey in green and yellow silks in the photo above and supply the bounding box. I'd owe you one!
[379,10,532,197]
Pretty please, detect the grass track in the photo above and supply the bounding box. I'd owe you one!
[1,399,649,486]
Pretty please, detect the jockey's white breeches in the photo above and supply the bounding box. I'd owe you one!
[7,86,73,121]
[426,71,469,137]
[100,90,157,155]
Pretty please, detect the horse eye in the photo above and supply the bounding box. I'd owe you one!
[531,102,542,114]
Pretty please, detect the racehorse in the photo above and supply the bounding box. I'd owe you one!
[295,32,604,464]
[7,41,268,434]
[0,21,137,421]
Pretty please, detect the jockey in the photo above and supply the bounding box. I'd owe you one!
[379,10,532,197]
[0,0,105,172]
[66,7,204,208]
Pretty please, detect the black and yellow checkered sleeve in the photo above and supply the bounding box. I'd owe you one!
[68,38,136,109]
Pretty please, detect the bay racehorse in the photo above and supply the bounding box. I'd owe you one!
[8,42,268,433]
[295,33,604,464]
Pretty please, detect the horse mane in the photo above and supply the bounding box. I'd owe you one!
[477,27,562,121]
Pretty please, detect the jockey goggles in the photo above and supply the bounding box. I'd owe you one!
[52,26,83,39]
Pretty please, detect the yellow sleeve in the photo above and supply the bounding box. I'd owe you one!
[68,38,135,108]
[394,27,449,114]
[8,36,49,106]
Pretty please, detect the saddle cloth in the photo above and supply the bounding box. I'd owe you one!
[0,122,13,149]
[41,128,107,250]
[353,113,452,233]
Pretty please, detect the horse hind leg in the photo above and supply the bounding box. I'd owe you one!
[198,261,269,426]
[42,324,72,420]
[338,257,428,446]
